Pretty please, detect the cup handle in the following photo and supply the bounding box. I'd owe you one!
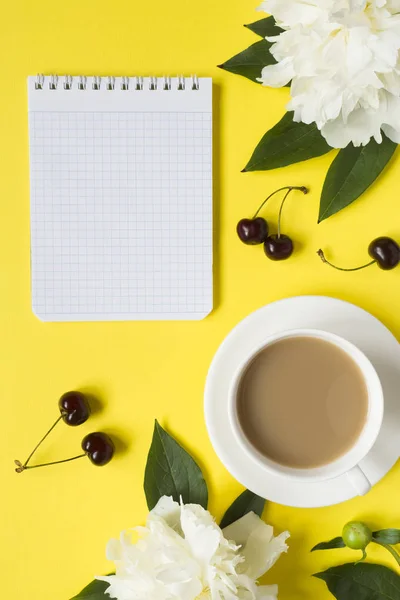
[346,465,371,496]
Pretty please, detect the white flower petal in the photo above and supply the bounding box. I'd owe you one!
[381,92,400,141]
[96,574,164,600]
[258,0,323,27]
[149,496,181,526]
[380,71,400,96]
[180,503,222,569]
[256,584,279,600]
[243,529,289,579]
[149,496,182,531]
[106,538,123,561]
[157,565,203,600]
[258,57,294,88]
[382,123,400,141]
[223,511,270,546]
[232,517,289,580]
[321,105,384,147]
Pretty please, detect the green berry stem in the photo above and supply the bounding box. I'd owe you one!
[252,186,307,219]
[18,414,64,470]
[317,249,376,272]
[16,454,86,473]
[355,548,368,564]
[373,540,400,567]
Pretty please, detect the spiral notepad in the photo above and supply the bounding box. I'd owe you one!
[27,75,213,321]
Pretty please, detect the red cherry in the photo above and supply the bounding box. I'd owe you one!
[81,432,115,466]
[264,235,294,260]
[237,218,269,245]
[59,391,90,426]
[368,237,400,270]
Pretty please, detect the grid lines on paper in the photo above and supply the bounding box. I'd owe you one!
[29,110,212,319]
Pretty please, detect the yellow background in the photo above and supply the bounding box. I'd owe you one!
[1,1,400,599]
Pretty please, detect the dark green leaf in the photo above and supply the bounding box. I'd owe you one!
[311,537,346,552]
[314,563,400,600]
[244,16,283,38]
[373,529,400,545]
[220,489,266,529]
[144,420,208,511]
[244,112,332,172]
[70,578,110,599]
[218,40,276,84]
[319,135,397,222]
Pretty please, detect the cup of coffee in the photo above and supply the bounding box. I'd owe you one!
[228,329,383,495]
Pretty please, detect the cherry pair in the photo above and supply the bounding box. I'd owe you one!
[237,186,308,260]
[15,391,114,473]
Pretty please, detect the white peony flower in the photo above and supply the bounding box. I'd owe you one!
[257,0,400,147]
[96,496,289,600]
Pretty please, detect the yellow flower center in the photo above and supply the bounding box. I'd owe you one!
[195,588,211,599]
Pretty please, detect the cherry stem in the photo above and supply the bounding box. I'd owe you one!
[317,249,376,272]
[277,188,293,239]
[20,414,64,469]
[252,186,308,219]
[16,454,86,473]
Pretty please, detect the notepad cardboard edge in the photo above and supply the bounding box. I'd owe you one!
[31,306,214,323]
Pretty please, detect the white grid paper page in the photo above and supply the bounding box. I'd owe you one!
[28,76,212,321]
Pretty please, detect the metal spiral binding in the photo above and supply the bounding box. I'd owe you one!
[191,74,199,90]
[92,76,101,90]
[64,75,73,90]
[49,74,58,90]
[35,74,201,91]
[35,74,45,89]
[177,75,185,90]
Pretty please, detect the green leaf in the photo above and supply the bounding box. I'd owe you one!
[243,112,332,172]
[319,135,397,222]
[218,40,276,84]
[373,530,400,545]
[220,489,266,529]
[244,16,283,38]
[70,578,110,599]
[311,537,346,552]
[314,563,400,600]
[144,420,208,511]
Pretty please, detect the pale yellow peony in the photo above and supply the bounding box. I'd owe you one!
[97,496,289,600]
[258,0,400,147]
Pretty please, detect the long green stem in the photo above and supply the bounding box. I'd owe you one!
[317,250,376,272]
[373,540,400,567]
[252,186,307,219]
[18,454,86,472]
[22,415,64,468]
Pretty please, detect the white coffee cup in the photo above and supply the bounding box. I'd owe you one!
[228,329,384,496]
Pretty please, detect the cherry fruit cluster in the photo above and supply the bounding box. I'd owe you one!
[15,391,114,473]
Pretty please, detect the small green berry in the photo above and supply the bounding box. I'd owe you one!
[342,521,372,551]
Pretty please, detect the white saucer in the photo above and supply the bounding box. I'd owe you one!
[204,296,400,508]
